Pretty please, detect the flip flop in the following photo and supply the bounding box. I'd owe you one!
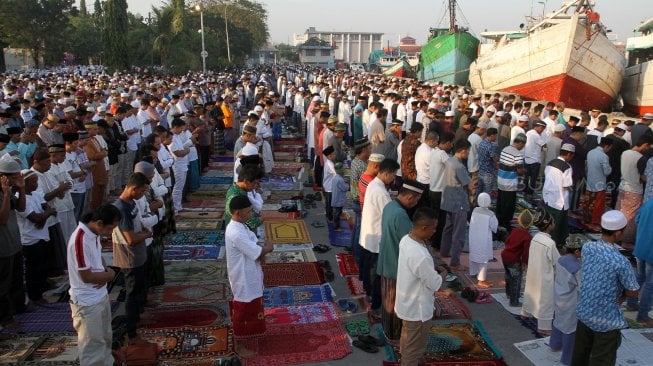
[352,340,378,353]
[315,244,331,253]
[345,321,359,337]
[356,320,370,334]
[347,301,358,313]
[324,270,335,282]
[358,334,385,347]
[317,260,332,270]
[338,299,349,312]
[311,221,325,228]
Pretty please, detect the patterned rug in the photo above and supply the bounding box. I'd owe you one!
[264,220,311,244]
[266,191,304,203]
[260,182,301,191]
[150,283,230,306]
[261,211,300,220]
[261,174,296,183]
[139,326,234,360]
[188,190,227,199]
[212,156,234,162]
[434,292,473,320]
[165,231,225,246]
[176,211,224,220]
[263,284,334,308]
[346,276,365,296]
[203,170,233,177]
[176,220,223,231]
[336,253,359,277]
[239,320,351,366]
[164,245,222,261]
[0,333,79,364]
[262,263,325,287]
[143,304,228,328]
[199,176,233,184]
[264,303,339,325]
[265,249,317,264]
[196,184,232,192]
[183,199,225,209]
[0,302,118,334]
[164,261,228,284]
[327,220,353,247]
[272,243,314,252]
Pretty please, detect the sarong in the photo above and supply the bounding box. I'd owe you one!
[545,205,568,249]
[229,297,266,337]
[583,190,605,225]
[617,190,642,243]
[381,276,402,341]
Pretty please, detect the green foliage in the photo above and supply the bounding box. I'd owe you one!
[303,37,330,47]
[80,0,88,16]
[67,14,102,64]
[103,0,129,70]
[276,43,299,63]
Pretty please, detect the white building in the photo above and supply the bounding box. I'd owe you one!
[297,45,335,69]
[293,27,384,65]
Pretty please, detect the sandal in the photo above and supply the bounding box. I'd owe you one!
[345,321,359,337]
[475,291,494,304]
[347,301,358,313]
[338,299,349,312]
[314,244,331,253]
[352,340,379,353]
[477,281,494,289]
[324,270,335,282]
[358,334,385,347]
[317,260,332,270]
[356,319,370,334]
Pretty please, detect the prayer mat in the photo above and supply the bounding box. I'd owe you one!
[260,182,301,191]
[176,211,224,220]
[239,320,351,366]
[275,139,305,146]
[336,253,359,277]
[346,276,366,296]
[261,211,300,220]
[144,304,228,328]
[261,174,296,183]
[199,176,233,184]
[183,199,224,209]
[328,220,353,247]
[164,261,228,284]
[434,292,473,320]
[188,190,227,199]
[23,334,79,364]
[0,335,42,363]
[0,302,119,334]
[273,243,314,252]
[208,162,234,168]
[264,220,311,244]
[384,360,507,366]
[266,191,303,203]
[203,170,233,177]
[261,203,282,211]
[263,284,334,308]
[196,184,232,192]
[264,249,317,264]
[176,220,223,231]
[212,155,234,162]
[274,152,297,162]
[150,283,230,306]
[271,167,303,176]
[163,246,222,261]
[166,231,225,246]
[138,326,234,360]
[262,262,325,287]
[264,303,339,325]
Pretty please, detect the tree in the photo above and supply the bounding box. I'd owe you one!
[276,43,298,63]
[103,0,129,70]
[80,0,88,16]
[0,0,74,68]
[67,13,101,64]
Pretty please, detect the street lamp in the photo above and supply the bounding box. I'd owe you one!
[195,2,207,74]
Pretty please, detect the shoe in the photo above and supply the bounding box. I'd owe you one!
[324,270,335,282]
[352,339,379,353]
[636,318,653,327]
[358,334,385,347]
[317,260,332,271]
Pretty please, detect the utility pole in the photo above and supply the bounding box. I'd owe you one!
[196,1,207,74]
[224,1,231,63]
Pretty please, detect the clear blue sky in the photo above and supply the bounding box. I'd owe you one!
[80,0,649,45]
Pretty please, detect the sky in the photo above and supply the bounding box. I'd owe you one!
[79,0,649,45]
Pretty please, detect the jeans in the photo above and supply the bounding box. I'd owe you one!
[122,265,147,338]
[504,262,523,305]
[351,201,362,264]
[477,171,496,196]
[627,258,653,321]
[71,192,86,222]
[524,163,541,195]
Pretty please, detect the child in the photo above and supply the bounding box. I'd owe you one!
[168,118,190,214]
[549,239,582,365]
[330,162,349,231]
[521,208,560,337]
[322,146,336,223]
[468,192,498,288]
[501,209,534,307]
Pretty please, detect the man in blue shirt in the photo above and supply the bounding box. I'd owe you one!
[628,197,653,326]
[572,210,639,366]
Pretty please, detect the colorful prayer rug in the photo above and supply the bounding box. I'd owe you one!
[346,276,366,296]
[165,231,224,246]
[264,220,311,244]
[183,199,224,209]
[176,220,223,231]
[0,334,80,364]
[266,191,304,203]
[176,211,224,220]
[208,162,234,168]
[196,184,232,191]
[261,211,300,220]
[0,302,119,334]
[434,292,473,320]
[199,176,233,184]
[203,170,233,177]
[164,246,222,261]
[264,303,338,326]
[150,283,230,306]
[328,220,353,247]
[188,191,227,199]
[272,243,314,252]
[336,253,359,277]
[239,320,351,366]
[260,182,302,191]
[265,249,316,264]
[262,262,325,287]
[261,203,282,211]
[0,335,43,363]
[261,174,296,183]
[164,261,228,284]
[144,304,228,328]
[212,155,234,162]
[139,326,234,360]
[263,284,334,308]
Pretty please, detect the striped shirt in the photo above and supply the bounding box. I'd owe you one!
[498,145,524,192]
[358,172,374,209]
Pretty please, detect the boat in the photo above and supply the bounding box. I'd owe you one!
[621,18,653,116]
[369,47,413,77]
[468,0,626,111]
[418,0,479,85]
[382,57,412,77]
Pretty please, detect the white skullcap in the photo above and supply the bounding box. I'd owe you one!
[601,210,627,231]
[477,192,491,208]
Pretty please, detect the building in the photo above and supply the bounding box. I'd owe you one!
[247,43,278,66]
[2,47,38,71]
[293,27,384,65]
[297,42,335,69]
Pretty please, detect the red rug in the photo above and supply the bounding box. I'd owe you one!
[336,253,359,276]
[346,276,365,296]
[144,304,228,328]
[435,292,473,320]
[262,263,325,287]
[240,320,351,366]
[264,303,339,325]
[150,283,230,306]
[139,326,234,360]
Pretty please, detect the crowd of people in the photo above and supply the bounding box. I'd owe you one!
[0,65,652,365]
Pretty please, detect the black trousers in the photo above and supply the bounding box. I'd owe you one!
[496,190,517,230]
[200,145,210,171]
[324,192,333,222]
[429,191,447,250]
[571,320,621,366]
[23,240,49,301]
[0,251,26,323]
[122,264,147,338]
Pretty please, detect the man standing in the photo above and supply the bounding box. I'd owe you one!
[370,108,388,155]
[429,132,454,248]
[466,122,486,204]
[583,139,613,229]
[226,196,273,357]
[617,135,652,246]
[630,113,653,148]
[630,194,653,326]
[477,128,498,196]
[543,143,575,249]
[350,138,371,263]
[440,139,471,271]
[377,181,423,343]
[383,119,403,162]
[605,124,631,209]
[562,126,587,212]
[524,121,548,198]
[395,207,447,366]
[572,210,639,365]
[415,132,438,204]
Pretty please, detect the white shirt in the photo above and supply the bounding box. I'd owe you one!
[543,158,573,210]
[467,133,483,173]
[510,125,526,145]
[429,147,449,192]
[169,133,189,170]
[137,108,153,138]
[184,130,198,161]
[620,150,644,194]
[67,223,108,306]
[360,177,391,253]
[415,143,433,184]
[225,220,263,302]
[158,145,174,187]
[524,130,547,164]
[122,115,141,151]
[323,159,336,193]
[395,234,442,322]
[64,151,86,193]
[17,191,51,245]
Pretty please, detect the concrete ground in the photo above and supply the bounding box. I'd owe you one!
[300,190,534,366]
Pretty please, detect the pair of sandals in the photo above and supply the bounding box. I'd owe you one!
[317,259,334,281]
[338,298,359,313]
[313,243,330,253]
[311,221,326,228]
[352,334,385,353]
[345,319,370,337]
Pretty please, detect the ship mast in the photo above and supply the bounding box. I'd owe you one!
[449,0,457,32]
